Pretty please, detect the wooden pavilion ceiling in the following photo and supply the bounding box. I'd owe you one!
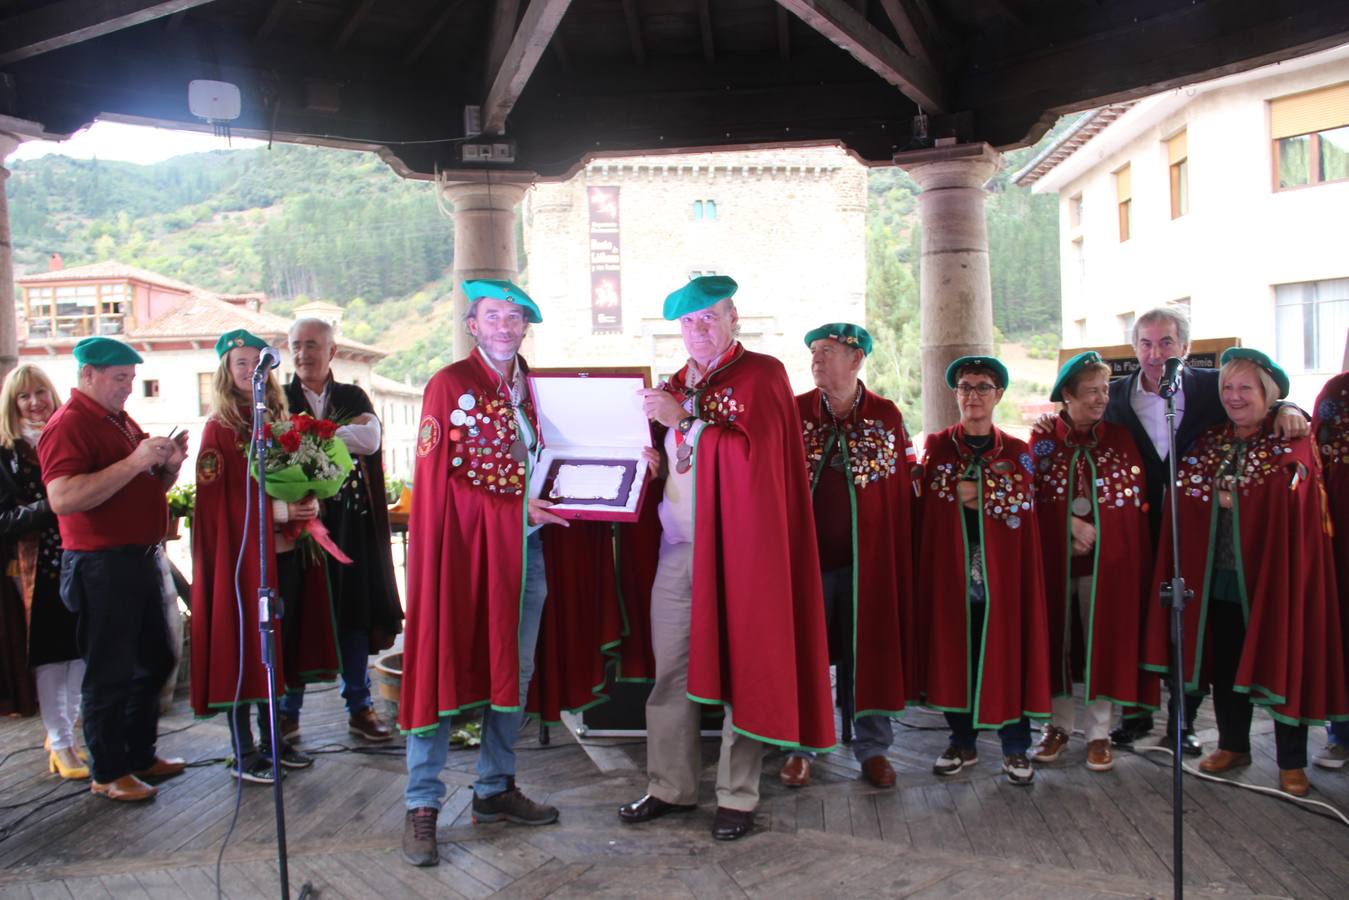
[1,0,1347,178]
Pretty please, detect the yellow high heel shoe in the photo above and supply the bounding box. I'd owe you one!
[45,737,89,762]
[48,750,90,780]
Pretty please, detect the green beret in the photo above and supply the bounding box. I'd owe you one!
[663,275,738,320]
[1050,350,1106,402]
[463,279,542,323]
[73,336,142,367]
[804,323,873,356]
[945,355,1009,390]
[214,329,269,359]
[1220,347,1289,400]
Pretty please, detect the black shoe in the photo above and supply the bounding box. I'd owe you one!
[1111,718,1153,746]
[618,794,697,824]
[402,807,439,867]
[471,787,559,826]
[712,806,755,841]
[230,754,281,785]
[260,743,314,769]
[1164,731,1204,757]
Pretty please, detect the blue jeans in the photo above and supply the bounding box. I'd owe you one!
[1328,719,1349,745]
[944,711,1032,756]
[280,627,372,719]
[405,532,547,809]
[791,714,894,763]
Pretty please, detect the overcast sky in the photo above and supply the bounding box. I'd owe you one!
[9,121,265,165]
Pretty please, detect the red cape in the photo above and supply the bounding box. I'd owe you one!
[796,385,915,716]
[399,352,623,733]
[915,426,1051,726]
[1143,416,1348,725]
[189,417,338,715]
[620,344,836,751]
[1313,372,1349,673]
[1031,418,1159,710]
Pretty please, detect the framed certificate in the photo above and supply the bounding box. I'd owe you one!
[526,367,654,522]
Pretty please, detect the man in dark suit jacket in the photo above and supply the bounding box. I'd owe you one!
[1100,308,1307,752]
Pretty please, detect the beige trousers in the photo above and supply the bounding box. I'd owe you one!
[645,539,763,811]
[1050,575,1114,742]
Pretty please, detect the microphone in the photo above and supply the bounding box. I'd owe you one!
[1157,357,1184,399]
[253,346,281,378]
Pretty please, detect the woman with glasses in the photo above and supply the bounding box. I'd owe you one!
[1144,348,1347,796]
[914,356,1050,785]
[1029,352,1158,773]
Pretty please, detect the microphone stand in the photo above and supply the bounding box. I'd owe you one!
[1159,373,1192,900]
[250,364,313,900]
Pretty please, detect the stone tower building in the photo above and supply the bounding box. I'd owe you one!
[523,146,867,391]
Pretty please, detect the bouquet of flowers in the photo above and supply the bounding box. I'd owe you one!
[254,413,354,562]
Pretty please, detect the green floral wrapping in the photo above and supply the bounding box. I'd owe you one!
[252,437,353,502]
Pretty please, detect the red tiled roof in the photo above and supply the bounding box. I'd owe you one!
[17,260,200,294]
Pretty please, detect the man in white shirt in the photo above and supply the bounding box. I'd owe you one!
[279,318,404,743]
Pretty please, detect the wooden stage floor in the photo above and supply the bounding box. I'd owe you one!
[1,681,1346,899]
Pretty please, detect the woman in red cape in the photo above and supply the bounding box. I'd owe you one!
[1030,352,1158,774]
[1312,370,1349,766]
[1143,349,1347,796]
[916,356,1050,785]
[190,329,338,784]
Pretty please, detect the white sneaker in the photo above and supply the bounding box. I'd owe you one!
[1312,742,1349,770]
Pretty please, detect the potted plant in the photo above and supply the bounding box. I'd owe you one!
[165,483,196,541]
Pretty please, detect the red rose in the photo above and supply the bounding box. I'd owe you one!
[315,419,338,440]
[278,429,302,453]
[291,414,315,434]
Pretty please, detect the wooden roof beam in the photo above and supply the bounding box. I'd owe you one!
[622,0,647,65]
[0,0,216,65]
[254,0,293,44]
[406,1,468,67]
[775,0,948,112]
[698,0,715,64]
[482,0,574,135]
[877,0,933,69]
[776,5,791,60]
[333,0,378,52]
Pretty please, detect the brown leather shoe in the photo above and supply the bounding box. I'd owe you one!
[1031,725,1070,762]
[349,707,393,742]
[91,774,157,802]
[779,755,811,787]
[1086,739,1114,772]
[1198,750,1252,774]
[861,755,896,788]
[1279,768,1310,797]
[134,757,187,780]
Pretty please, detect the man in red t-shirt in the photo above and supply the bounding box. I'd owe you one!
[39,337,189,803]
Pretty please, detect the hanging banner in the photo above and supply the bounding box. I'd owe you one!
[589,186,622,333]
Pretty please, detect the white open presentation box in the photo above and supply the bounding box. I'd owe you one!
[526,368,654,522]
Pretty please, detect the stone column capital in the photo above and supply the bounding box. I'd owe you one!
[438,178,529,211]
[893,142,1002,191]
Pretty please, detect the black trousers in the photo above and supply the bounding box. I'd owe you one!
[61,548,174,784]
[1208,600,1308,769]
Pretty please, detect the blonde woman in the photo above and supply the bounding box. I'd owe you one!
[0,365,86,779]
[189,330,339,784]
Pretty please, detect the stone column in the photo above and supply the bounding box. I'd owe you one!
[893,143,1002,432]
[438,179,529,361]
[0,130,23,380]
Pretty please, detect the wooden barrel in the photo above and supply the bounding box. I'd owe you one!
[372,651,402,721]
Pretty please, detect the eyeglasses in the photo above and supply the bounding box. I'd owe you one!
[955,383,998,396]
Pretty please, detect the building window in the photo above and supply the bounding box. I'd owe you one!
[198,372,214,416]
[1118,312,1136,345]
[1275,278,1349,373]
[1074,318,1087,344]
[688,269,717,279]
[1114,164,1132,242]
[22,281,127,339]
[1068,193,1083,230]
[691,199,717,221]
[1168,296,1192,316]
[1071,238,1086,290]
[143,380,160,398]
[1271,81,1349,190]
[1167,131,1188,218]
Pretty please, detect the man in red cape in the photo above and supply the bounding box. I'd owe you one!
[190,328,339,783]
[1142,349,1347,796]
[916,356,1051,785]
[779,322,914,791]
[618,275,835,841]
[1029,351,1159,774]
[1312,368,1349,769]
[401,280,606,867]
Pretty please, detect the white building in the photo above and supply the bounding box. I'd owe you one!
[1015,45,1349,407]
[15,259,421,481]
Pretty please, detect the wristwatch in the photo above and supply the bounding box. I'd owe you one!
[676,415,698,435]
